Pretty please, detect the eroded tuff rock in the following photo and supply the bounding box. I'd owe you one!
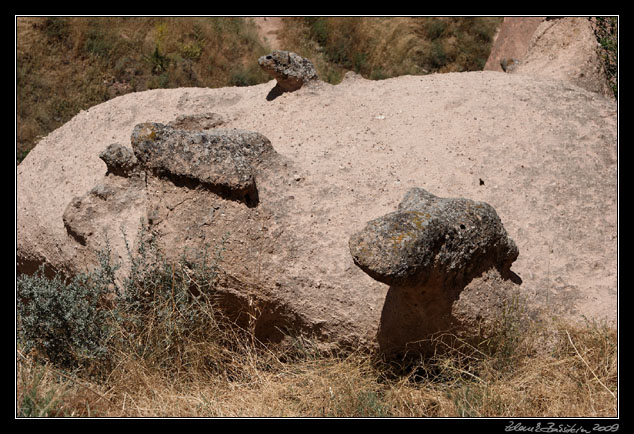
[131,122,275,206]
[62,175,146,247]
[63,122,281,259]
[18,70,617,357]
[349,188,521,356]
[61,120,312,346]
[258,50,319,92]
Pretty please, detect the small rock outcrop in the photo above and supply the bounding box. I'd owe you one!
[258,50,319,92]
[62,121,281,266]
[131,123,275,206]
[485,17,614,99]
[99,143,142,177]
[349,188,521,356]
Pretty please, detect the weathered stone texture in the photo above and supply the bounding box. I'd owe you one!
[99,143,141,177]
[349,187,519,289]
[350,187,521,356]
[131,123,275,205]
[258,50,319,92]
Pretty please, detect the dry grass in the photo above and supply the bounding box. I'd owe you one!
[16,309,617,418]
[16,16,271,162]
[277,17,502,83]
[15,238,618,417]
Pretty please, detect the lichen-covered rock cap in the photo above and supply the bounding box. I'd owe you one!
[258,50,318,92]
[349,188,519,287]
[130,122,275,205]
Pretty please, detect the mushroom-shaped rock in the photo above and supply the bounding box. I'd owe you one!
[258,50,319,92]
[349,187,521,356]
[349,187,519,288]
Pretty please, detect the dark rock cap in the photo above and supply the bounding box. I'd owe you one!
[349,188,519,288]
[130,122,275,205]
[258,50,319,92]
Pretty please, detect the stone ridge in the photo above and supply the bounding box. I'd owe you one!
[130,122,275,206]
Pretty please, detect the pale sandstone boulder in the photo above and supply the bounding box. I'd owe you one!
[17,70,617,354]
[487,17,614,99]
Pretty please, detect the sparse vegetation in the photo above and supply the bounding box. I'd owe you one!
[16,17,271,162]
[277,17,502,84]
[592,16,618,98]
[16,226,617,417]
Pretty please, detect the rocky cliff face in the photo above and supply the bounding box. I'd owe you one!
[485,17,615,99]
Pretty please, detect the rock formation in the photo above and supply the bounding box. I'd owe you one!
[258,50,319,93]
[350,188,521,356]
[485,17,614,99]
[130,122,275,206]
[17,69,618,355]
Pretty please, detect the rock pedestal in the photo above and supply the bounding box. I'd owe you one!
[349,188,521,356]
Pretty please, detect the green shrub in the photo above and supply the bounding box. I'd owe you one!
[16,225,227,374]
[145,45,170,74]
[16,247,117,369]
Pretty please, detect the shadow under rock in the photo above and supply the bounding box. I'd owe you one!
[377,267,523,359]
[265,84,285,101]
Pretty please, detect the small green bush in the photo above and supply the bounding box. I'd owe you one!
[16,247,117,369]
[16,225,227,374]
